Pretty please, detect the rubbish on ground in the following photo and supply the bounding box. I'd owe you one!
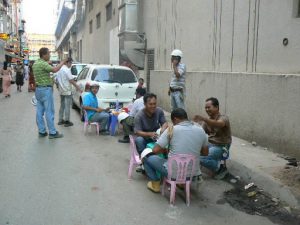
[241,143,246,146]
[244,182,255,190]
[286,161,298,167]
[235,176,241,180]
[271,198,279,204]
[230,178,237,184]
[251,141,257,146]
[284,166,291,169]
[247,191,257,197]
[263,147,268,150]
[254,199,258,202]
[283,206,292,214]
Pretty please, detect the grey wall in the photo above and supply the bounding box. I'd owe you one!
[76,0,119,64]
[141,0,300,74]
[150,71,300,158]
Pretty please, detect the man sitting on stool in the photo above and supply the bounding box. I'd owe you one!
[134,93,168,154]
[143,108,208,193]
[118,87,146,143]
[82,81,110,135]
[193,97,232,179]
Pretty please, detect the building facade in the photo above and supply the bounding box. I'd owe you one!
[27,33,58,61]
[55,0,300,157]
[0,0,26,63]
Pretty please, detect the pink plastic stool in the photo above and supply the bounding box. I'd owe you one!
[83,110,100,135]
[128,135,141,180]
[162,154,197,206]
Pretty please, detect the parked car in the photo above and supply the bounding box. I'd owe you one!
[72,64,138,119]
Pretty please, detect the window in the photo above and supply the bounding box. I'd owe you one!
[96,12,101,28]
[89,20,93,34]
[77,68,89,80]
[106,1,112,21]
[89,0,93,12]
[91,68,137,84]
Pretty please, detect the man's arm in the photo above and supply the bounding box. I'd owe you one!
[51,60,66,73]
[193,115,225,128]
[152,144,168,155]
[69,79,82,92]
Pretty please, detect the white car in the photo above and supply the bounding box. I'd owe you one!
[72,64,138,118]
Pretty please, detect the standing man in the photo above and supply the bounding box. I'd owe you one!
[193,97,232,179]
[134,93,168,154]
[32,47,66,139]
[56,58,81,127]
[118,87,146,143]
[169,49,186,110]
[82,82,110,135]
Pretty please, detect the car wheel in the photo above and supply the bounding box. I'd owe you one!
[80,101,84,122]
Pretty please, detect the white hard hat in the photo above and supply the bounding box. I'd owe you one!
[118,112,129,122]
[90,81,99,87]
[171,49,183,58]
[141,148,153,160]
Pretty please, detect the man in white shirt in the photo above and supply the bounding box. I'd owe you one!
[56,58,81,127]
[118,87,146,143]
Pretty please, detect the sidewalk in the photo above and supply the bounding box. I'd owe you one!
[163,111,300,209]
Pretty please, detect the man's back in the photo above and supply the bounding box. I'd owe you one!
[56,65,73,95]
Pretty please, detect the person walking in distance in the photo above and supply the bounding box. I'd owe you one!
[0,62,12,98]
[15,60,24,92]
[32,47,67,139]
[169,49,186,110]
[56,58,82,127]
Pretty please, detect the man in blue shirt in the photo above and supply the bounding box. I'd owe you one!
[82,81,110,135]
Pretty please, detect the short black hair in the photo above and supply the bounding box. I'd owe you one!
[171,108,188,121]
[39,47,49,58]
[66,57,73,63]
[206,97,219,108]
[138,78,144,82]
[136,87,146,96]
[143,92,157,104]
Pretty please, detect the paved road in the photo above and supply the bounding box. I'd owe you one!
[0,87,277,225]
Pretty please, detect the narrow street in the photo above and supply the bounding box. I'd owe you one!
[0,87,281,225]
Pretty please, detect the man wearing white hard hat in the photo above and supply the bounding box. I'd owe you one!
[169,49,186,110]
[82,81,110,135]
[118,87,146,143]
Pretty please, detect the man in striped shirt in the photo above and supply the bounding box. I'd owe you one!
[32,47,66,139]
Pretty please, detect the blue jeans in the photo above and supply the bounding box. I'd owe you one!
[135,136,155,154]
[144,155,168,181]
[90,111,110,131]
[35,87,57,135]
[170,91,185,110]
[200,144,230,172]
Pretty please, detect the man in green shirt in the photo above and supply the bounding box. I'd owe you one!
[32,47,66,139]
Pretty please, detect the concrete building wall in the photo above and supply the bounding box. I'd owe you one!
[141,0,300,74]
[150,70,300,158]
[76,0,119,64]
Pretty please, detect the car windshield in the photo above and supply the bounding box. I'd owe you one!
[91,68,137,84]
